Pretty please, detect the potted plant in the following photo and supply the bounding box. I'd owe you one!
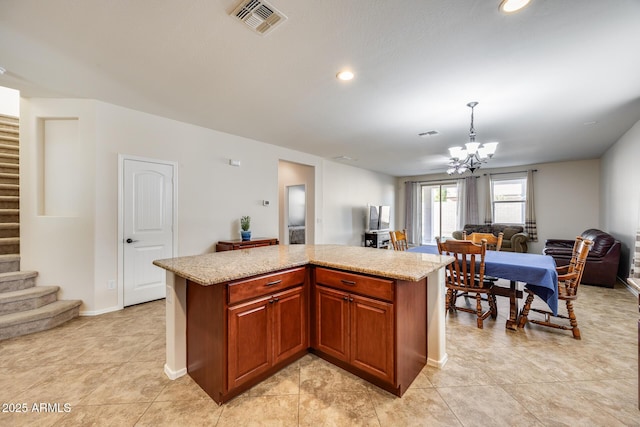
[240,216,251,241]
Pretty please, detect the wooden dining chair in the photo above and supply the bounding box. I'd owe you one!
[390,229,409,251]
[517,237,593,339]
[436,237,497,328]
[462,232,504,288]
[463,231,504,251]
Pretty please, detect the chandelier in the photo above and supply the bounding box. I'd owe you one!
[446,102,498,175]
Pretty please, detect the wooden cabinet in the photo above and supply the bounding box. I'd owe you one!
[187,267,307,403]
[314,284,394,384]
[187,263,427,403]
[228,286,306,389]
[312,266,426,396]
[314,285,350,360]
[216,237,279,252]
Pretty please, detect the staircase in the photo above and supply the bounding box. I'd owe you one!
[0,114,81,340]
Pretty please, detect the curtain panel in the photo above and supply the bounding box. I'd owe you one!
[404,181,420,245]
[525,169,538,241]
[484,174,493,225]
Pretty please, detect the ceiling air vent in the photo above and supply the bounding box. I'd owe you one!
[231,0,287,35]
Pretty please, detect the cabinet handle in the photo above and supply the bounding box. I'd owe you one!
[343,296,349,301]
[341,279,356,286]
[268,299,275,304]
[273,298,279,303]
[349,298,354,302]
[265,280,282,287]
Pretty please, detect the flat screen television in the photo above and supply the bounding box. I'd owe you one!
[366,204,391,232]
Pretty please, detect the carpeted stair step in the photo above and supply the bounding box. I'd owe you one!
[0,286,59,315]
[0,162,18,175]
[0,135,19,146]
[0,223,19,238]
[0,255,20,273]
[0,196,19,209]
[0,209,19,222]
[0,183,19,197]
[0,145,20,158]
[0,116,19,126]
[0,236,19,255]
[0,172,18,185]
[0,299,82,340]
[0,270,37,292]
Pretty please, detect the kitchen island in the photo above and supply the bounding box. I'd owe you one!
[154,244,452,403]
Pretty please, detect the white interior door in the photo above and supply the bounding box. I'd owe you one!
[123,159,174,306]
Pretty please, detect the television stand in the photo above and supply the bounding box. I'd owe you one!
[364,231,390,249]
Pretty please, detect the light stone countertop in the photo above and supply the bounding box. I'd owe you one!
[153,244,454,285]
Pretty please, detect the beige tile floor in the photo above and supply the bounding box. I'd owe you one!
[0,280,638,426]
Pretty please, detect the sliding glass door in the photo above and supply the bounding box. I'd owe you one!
[420,183,458,244]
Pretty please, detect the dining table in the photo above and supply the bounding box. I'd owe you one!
[408,245,559,330]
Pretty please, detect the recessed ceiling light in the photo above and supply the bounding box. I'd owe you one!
[336,70,354,81]
[333,155,357,161]
[499,0,531,14]
[0,66,6,75]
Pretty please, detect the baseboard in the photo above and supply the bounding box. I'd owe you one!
[624,276,640,297]
[427,353,448,369]
[164,363,187,380]
[80,305,122,316]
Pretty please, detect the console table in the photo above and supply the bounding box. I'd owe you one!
[216,237,279,252]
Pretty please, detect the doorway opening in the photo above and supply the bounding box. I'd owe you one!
[278,161,315,244]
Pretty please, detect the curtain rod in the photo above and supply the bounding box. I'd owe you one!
[404,177,473,184]
[483,169,538,176]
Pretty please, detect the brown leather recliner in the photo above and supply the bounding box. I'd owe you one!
[543,229,621,288]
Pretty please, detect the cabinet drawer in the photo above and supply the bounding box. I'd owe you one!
[228,267,306,305]
[314,267,393,302]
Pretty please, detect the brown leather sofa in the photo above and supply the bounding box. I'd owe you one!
[452,224,529,252]
[543,228,621,288]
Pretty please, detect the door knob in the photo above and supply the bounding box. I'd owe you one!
[126,238,139,244]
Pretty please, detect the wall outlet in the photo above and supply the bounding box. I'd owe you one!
[107,280,116,290]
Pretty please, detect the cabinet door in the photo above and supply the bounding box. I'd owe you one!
[228,296,272,389]
[273,286,307,364]
[314,285,350,362]
[350,294,394,383]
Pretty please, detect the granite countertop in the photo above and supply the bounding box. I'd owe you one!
[153,244,453,286]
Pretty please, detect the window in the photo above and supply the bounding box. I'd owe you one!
[491,177,526,224]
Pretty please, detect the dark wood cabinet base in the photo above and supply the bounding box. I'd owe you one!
[187,265,427,404]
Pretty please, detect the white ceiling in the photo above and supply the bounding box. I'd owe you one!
[1,0,639,177]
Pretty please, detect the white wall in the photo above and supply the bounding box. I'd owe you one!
[396,159,601,254]
[20,99,97,307]
[0,86,19,116]
[323,161,396,246]
[20,98,394,314]
[601,119,640,278]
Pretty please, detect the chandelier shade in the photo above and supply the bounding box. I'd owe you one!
[446,102,498,175]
